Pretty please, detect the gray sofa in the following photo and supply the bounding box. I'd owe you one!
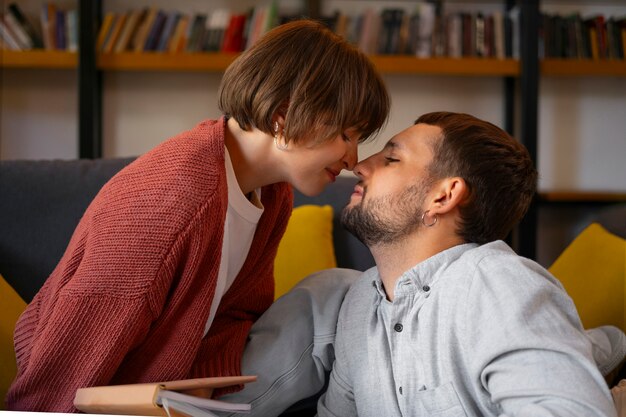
[0,157,374,303]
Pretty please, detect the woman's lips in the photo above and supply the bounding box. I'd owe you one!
[326,168,339,182]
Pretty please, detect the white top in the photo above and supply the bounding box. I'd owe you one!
[203,147,264,337]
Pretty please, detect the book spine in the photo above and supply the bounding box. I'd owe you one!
[8,3,43,48]
[157,12,180,52]
[186,14,207,52]
[134,8,157,52]
[4,11,32,49]
[475,13,485,57]
[168,14,188,53]
[66,9,77,52]
[146,11,167,51]
[55,10,65,50]
[0,15,23,50]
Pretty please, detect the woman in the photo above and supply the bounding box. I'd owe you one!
[7,20,389,412]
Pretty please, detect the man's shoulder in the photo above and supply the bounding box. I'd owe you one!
[341,267,378,312]
[457,240,564,295]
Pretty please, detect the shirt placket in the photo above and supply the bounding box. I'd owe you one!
[383,279,422,416]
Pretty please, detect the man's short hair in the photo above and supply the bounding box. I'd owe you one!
[218,20,389,145]
[415,111,537,244]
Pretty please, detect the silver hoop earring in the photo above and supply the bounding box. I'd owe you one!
[421,210,437,227]
[274,122,288,150]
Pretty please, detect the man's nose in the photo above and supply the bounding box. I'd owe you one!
[353,155,374,179]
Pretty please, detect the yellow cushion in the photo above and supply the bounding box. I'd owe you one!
[274,205,337,300]
[0,274,26,409]
[549,223,626,331]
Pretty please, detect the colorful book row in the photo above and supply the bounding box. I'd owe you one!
[540,13,626,60]
[97,3,279,54]
[0,2,77,51]
[327,5,516,59]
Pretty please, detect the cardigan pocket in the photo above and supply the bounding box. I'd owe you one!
[416,381,468,417]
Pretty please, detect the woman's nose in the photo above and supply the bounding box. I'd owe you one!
[343,140,358,171]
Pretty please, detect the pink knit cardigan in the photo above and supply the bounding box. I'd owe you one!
[7,118,293,412]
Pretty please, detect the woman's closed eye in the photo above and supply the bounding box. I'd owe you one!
[385,157,400,165]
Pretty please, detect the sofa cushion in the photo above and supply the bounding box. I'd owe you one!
[292,177,374,272]
[0,274,26,409]
[549,223,626,331]
[0,158,135,302]
[274,205,337,300]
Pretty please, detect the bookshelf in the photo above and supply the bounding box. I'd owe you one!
[539,191,626,203]
[0,50,77,69]
[541,59,626,77]
[93,53,520,75]
[97,52,238,72]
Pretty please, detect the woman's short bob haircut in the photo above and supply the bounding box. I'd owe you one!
[218,19,390,146]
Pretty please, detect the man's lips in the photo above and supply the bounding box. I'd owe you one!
[352,184,364,197]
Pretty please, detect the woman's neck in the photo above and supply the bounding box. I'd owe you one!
[224,117,285,195]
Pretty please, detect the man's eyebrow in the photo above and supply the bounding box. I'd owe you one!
[383,140,403,151]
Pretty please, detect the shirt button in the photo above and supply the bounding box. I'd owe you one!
[422,285,430,292]
[394,323,403,332]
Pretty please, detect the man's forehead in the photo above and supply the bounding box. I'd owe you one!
[384,123,441,151]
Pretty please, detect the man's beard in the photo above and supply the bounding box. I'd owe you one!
[341,183,428,247]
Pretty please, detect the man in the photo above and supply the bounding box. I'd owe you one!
[317,111,619,416]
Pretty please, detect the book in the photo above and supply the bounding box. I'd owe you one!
[103,12,127,53]
[144,10,166,51]
[4,9,32,49]
[492,11,504,59]
[204,9,230,52]
[186,13,208,52]
[115,9,147,53]
[415,2,435,58]
[8,3,43,49]
[40,3,57,50]
[222,14,247,53]
[156,11,180,52]
[0,15,23,50]
[167,14,189,53]
[55,9,66,50]
[133,8,158,52]
[446,13,462,58]
[74,375,256,417]
[66,9,78,52]
[97,12,116,52]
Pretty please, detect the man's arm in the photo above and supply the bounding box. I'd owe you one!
[317,339,358,416]
[317,279,359,417]
[468,254,617,417]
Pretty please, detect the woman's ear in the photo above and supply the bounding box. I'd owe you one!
[429,177,468,215]
[273,101,289,126]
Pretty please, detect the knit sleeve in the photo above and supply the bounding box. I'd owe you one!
[8,292,153,412]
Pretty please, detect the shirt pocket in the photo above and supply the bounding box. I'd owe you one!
[416,381,468,417]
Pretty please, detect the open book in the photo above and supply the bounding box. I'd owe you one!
[74,375,256,417]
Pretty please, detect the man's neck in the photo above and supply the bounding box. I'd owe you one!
[370,231,464,301]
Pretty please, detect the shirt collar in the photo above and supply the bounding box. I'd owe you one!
[371,243,479,300]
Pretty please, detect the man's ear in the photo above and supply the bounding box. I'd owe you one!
[429,177,468,215]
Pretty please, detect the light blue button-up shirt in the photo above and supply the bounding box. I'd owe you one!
[318,241,617,417]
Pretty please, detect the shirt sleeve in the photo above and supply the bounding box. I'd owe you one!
[464,254,617,417]
[317,359,358,417]
[317,292,358,417]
